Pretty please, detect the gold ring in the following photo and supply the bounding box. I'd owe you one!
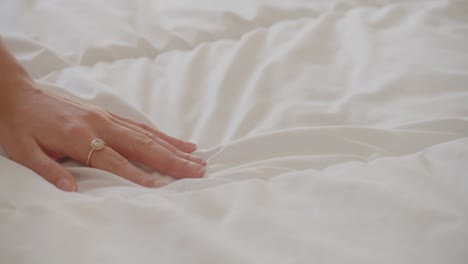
[86,138,106,167]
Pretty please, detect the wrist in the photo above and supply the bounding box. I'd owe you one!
[0,72,38,112]
[0,39,35,94]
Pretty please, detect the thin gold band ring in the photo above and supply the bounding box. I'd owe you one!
[86,138,106,167]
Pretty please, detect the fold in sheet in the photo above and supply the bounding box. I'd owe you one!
[1,0,468,263]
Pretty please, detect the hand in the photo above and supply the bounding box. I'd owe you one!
[0,77,207,192]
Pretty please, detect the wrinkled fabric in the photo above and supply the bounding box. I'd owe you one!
[1,0,467,263]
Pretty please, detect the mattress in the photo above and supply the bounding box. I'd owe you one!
[1,0,468,263]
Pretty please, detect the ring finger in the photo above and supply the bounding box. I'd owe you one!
[87,143,165,188]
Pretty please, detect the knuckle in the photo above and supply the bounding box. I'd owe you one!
[60,123,91,156]
[82,108,108,123]
[104,155,129,172]
[139,124,154,133]
[132,132,153,146]
[57,112,74,128]
[161,140,177,153]
[61,121,86,138]
[162,154,181,172]
[182,157,191,169]
[181,151,191,160]
[136,127,151,137]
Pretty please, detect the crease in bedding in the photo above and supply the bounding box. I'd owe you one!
[1,0,468,263]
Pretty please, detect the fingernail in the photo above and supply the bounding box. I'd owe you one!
[191,163,206,177]
[56,178,75,192]
[190,155,207,166]
[186,142,197,149]
[151,179,167,188]
[199,166,207,177]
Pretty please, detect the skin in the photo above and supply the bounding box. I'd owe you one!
[0,39,206,192]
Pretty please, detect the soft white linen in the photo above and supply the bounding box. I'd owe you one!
[1,0,468,263]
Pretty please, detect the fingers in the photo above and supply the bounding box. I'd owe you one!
[47,111,205,187]
[110,117,206,166]
[16,107,205,189]
[7,138,76,192]
[108,112,197,153]
[105,125,206,179]
[87,145,165,188]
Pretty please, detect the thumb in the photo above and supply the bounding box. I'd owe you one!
[10,139,76,192]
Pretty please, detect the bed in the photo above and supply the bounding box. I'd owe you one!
[1,0,467,263]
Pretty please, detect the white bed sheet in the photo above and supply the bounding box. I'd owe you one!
[1,0,468,263]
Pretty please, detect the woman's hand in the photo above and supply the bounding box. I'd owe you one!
[0,79,206,192]
[0,40,206,192]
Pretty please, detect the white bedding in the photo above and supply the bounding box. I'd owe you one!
[1,0,468,263]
